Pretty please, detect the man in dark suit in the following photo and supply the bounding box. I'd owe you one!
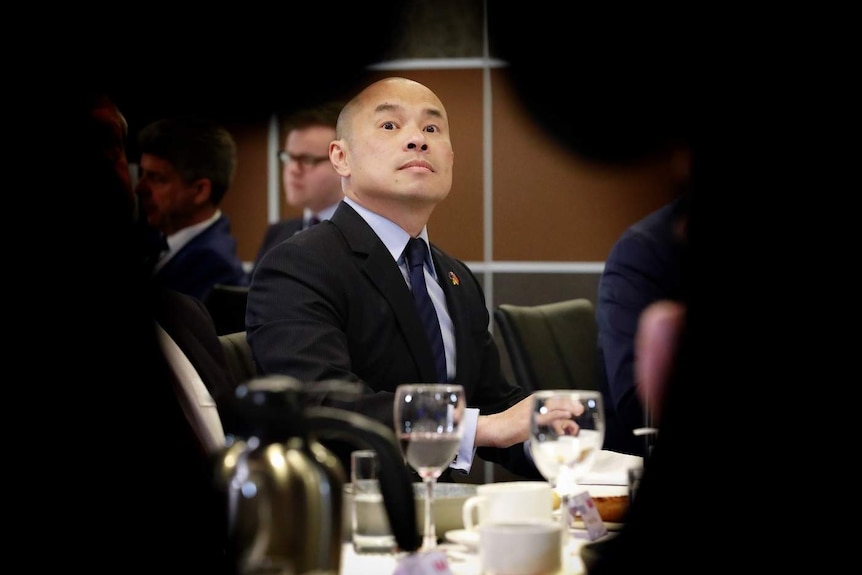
[253,101,345,271]
[136,116,248,301]
[247,77,543,480]
[596,193,689,456]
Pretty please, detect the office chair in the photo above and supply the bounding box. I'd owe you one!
[493,298,599,393]
[203,284,249,336]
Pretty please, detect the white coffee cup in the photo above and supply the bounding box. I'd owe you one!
[479,520,563,575]
[462,481,553,531]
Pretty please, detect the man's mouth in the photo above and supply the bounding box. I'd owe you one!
[401,160,433,172]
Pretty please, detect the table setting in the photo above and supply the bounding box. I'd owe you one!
[339,450,643,575]
[339,386,644,575]
[340,448,642,574]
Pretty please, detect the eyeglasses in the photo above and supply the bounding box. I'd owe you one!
[277,150,330,168]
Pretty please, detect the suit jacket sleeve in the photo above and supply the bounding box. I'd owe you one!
[596,205,682,436]
[246,225,398,424]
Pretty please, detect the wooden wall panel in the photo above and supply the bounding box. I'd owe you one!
[491,70,679,262]
[224,66,681,268]
[222,121,270,264]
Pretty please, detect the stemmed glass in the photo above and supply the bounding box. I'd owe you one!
[529,389,605,533]
[393,383,465,551]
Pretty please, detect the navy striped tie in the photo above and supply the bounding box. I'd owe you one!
[406,237,447,382]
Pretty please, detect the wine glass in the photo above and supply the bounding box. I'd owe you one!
[393,383,465,551]
[529,389,605,532]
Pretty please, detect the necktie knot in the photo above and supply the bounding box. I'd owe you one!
[406,237,428,273]
[307,216,321,228]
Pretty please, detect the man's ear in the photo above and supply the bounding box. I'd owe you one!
[192,178,213,205]
[329,140,350,176]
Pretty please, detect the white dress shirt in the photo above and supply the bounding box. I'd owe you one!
[154,210,222,273]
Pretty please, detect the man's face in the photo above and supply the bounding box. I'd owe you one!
[341,79,454,209]
[282,125,343,212]
[136,154,201,234]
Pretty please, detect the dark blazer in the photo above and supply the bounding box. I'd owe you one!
[247,201,539,479]
[156,214,248,301]
[595,196,686,456]
[253,217,303,271]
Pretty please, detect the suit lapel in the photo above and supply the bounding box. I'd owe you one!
[331,204,440,382]
[430,247,471,385]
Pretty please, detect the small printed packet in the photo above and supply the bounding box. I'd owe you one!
[569,490,609,540]
[392,549,455,575]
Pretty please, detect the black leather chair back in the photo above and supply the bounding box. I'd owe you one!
[217,330,258,386]
[493,298,599,393]
[204,284,249,335]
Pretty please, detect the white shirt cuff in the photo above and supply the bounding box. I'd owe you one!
[450,407,479,473]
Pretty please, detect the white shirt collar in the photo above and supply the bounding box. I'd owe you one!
[342,197,430,267]
[157,210,222,270]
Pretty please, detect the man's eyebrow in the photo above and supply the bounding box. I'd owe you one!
[373,103,443,120]
[374,103,401,114]
[424,108,443,120]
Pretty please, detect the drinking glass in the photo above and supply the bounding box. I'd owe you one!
[393,383,465,551]
[529,389,605,532]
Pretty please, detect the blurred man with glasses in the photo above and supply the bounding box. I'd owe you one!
[253,101,345,270]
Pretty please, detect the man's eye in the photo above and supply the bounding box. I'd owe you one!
[425,126,437,134]
[382,121,395,130]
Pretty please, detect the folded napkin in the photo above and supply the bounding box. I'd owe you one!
[578,449,643,486]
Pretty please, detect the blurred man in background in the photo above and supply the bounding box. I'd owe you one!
[253,101,345,270]
[136,116,248,301]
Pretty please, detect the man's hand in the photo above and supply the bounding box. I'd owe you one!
[475,395,533,448]
[474,394,583,448]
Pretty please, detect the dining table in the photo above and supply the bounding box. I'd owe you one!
[338,449,642,575]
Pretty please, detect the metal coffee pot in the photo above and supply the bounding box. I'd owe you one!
[214,376,420,574]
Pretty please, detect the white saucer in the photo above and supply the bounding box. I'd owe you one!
[444,528,479,550]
